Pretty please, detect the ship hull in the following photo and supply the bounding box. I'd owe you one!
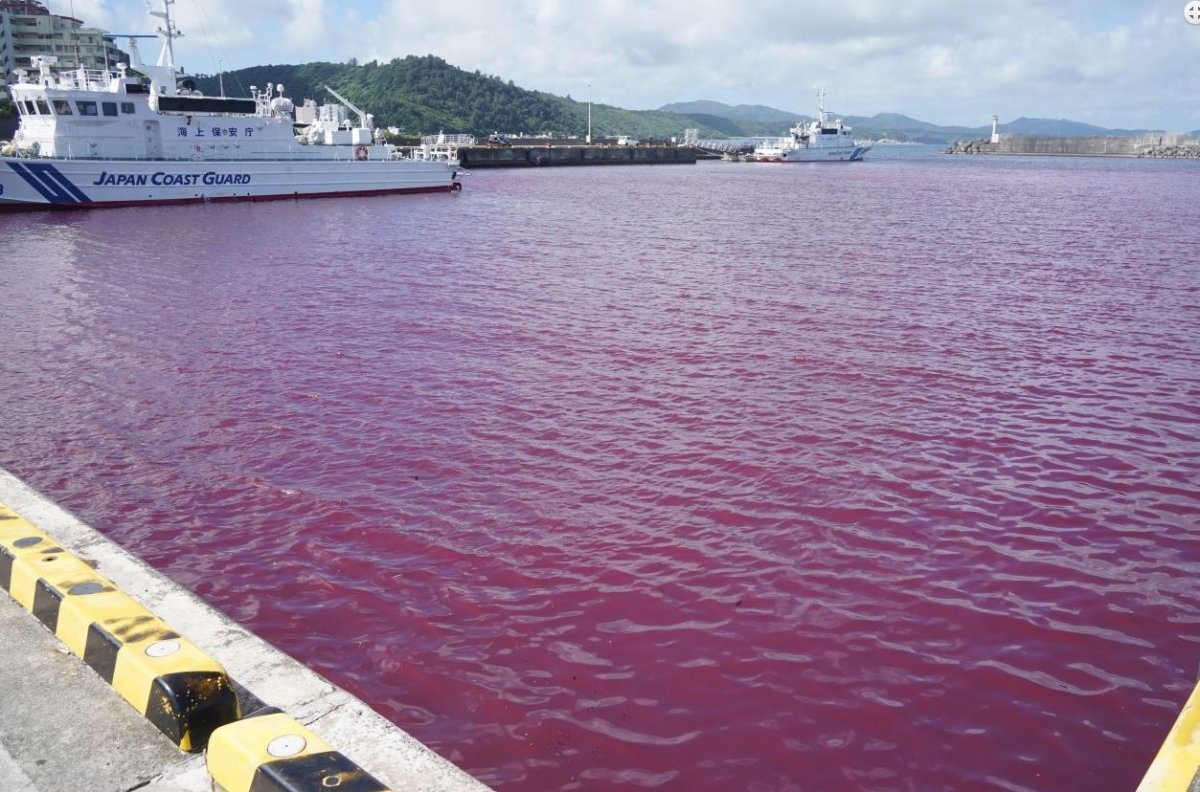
[783,145,870,162]
[753,145,871,162]
[0,157,461,211]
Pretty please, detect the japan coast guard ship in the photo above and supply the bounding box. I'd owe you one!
[0,0,463,211]
[751,89,872,162]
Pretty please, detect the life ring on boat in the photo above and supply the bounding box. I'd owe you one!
[354,145,369,161]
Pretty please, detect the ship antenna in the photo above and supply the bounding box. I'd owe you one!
[69,0,83,69]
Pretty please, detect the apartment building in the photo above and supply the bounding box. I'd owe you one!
[1,0,126,95]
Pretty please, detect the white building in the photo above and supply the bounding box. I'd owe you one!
[1,1,126,96]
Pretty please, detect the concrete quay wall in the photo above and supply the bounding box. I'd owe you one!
[457,144,698,168]
[946,133,1200,158]
[0,468,492,792]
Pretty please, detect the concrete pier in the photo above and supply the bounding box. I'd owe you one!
[0,468,491,792]
[456,144,698,168]
[945,133,1200,158]
[1137,664,1200,792]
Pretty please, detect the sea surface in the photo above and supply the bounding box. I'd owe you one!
[2,146,1199,791]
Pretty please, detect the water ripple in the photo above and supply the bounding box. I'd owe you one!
[1,151,1199,791]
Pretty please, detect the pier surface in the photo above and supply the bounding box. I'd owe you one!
[0,468,491,792]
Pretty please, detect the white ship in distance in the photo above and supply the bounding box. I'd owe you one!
[751,89,871,162]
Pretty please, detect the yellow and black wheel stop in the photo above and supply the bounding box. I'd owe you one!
[0,501,240,751]
[207,707,391,792]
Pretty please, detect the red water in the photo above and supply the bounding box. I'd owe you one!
[2,149,1199,791]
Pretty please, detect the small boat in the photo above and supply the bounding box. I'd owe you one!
[0,0,463,211]
[750,89,871,163]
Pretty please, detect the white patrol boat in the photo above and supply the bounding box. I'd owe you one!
[0,0,463,211]
[751,89,871,163]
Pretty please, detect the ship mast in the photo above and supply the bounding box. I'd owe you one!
[149,0,182,72]
[135,0,183,98]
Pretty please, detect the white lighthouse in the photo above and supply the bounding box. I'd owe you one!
[990,114,1000,144]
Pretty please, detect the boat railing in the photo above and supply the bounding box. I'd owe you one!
[49,67,122,93]
[421,133,476,147]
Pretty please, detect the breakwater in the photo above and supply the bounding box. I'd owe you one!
[946,133,1200,158]
[456,144,697,168]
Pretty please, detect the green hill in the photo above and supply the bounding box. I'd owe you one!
[191,56,730,140]
[659,100,803,124]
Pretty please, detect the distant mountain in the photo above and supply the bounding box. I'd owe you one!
[655,101,802,136]
[998,116,1160,136]
[659,100,803,124]
[998,117,1111,136]
[669,112,753,138]
[661,101,1169,143]
[657,101,977,142]
[842,114,981,144]
[844,112,948,132]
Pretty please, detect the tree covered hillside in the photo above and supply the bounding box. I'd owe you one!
[191,56,724,140]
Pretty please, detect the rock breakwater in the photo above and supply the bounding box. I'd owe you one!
[1137,145,1200,159]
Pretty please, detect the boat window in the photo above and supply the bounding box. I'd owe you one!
[102,102,119,117]
[120,102,136,114]
[76,101,99,116]
[52,99,73,115]
[21,100,36,115]
[36,99,51,115]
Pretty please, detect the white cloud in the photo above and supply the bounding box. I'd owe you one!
[73,1,1200,130]
[280,0,327,51]
[917,45,958,80]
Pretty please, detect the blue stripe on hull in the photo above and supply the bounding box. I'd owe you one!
[6,161,92,204]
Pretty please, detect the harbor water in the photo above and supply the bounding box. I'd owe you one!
[1,147,1198,791]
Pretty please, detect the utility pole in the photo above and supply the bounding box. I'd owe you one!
[587,83,592,144]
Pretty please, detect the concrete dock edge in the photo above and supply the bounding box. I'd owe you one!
[0,468,492,792]
[1136,670,1200,791]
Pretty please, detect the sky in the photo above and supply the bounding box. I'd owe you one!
[51,0,1200,131]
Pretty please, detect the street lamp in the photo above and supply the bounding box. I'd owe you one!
[587,83,592,144]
